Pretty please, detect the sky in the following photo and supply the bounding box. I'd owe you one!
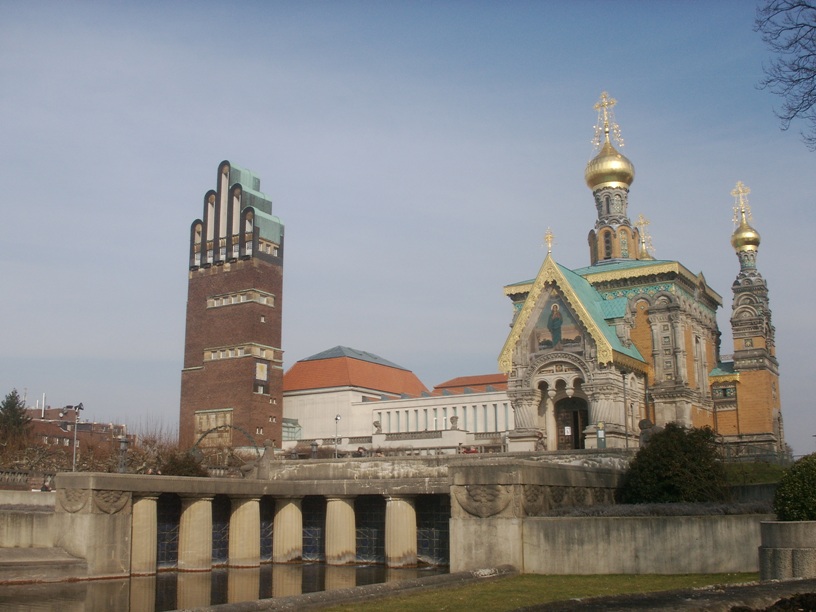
[1,1,813,455]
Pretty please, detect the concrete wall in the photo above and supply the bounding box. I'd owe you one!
[452,514,772,574]
[0,490,56,507]
[0,510,55,548]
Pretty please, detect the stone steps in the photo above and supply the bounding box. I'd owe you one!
[0,547,87,584]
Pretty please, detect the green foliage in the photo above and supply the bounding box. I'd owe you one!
[159,450,209,477]
[619,424,729,504]
[724,461,786,485]
[773,453,816,521]
[0,389,32,443]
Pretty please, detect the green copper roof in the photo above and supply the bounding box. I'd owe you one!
[710,362,736,376]
[556,262,645,362]
[229,163,283,243]
[571,258,675,276]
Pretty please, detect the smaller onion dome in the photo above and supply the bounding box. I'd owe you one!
[731,208,761,252]
[585,133,635,191]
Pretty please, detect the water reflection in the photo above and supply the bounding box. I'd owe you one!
[0,564,447,612]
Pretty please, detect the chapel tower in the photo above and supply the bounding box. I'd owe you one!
[179,160,285,450]
[710,182,783,453]
[585,92,641,264]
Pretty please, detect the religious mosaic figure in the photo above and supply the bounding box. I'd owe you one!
[547,303,563,348]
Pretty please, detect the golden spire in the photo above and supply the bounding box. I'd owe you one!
[586,91,634,191]
[544,227,555,254]
[730,181,761,252]
[636,214,655,260]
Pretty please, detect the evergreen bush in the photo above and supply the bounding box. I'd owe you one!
[773,453,816,521]
[619,423,729,504]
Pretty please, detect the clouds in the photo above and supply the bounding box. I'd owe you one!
[1,1,813,455]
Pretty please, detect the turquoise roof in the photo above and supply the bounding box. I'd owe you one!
[229,163,283,243]
[710,362,736,376]
[572,259,676,276]
[555,262,645,363]
[302,346,408,371]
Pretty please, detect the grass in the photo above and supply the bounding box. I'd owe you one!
[323,572,758,612]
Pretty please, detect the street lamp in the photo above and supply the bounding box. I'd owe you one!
[59,403,84,472]
[335,414,341,458]
[118,436,129,473]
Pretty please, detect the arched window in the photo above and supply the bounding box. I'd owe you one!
[603,231,613,259]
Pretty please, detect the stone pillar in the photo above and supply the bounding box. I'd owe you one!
[229,496,261,568]
[325,496,356,565]
[546,390,558,451]
[385,495,417,567]
[130,494,158,575]
[272,497,302,563]
[178,496,212,572]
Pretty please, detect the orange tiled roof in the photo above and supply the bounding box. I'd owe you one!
[433,373,508,393]
[284,354,428,396]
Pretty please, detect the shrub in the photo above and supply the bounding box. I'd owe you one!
[619,423,729,504]
[773,453,816,521]
[159,450,209,477]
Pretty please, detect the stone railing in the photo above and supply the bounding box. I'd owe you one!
[385,431,443,441]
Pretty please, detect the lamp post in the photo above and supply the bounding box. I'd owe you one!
[59,403,84,472]
[118,435,129,473]
[335,414,341,458]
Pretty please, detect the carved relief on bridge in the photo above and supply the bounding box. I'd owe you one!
[521,484,614,516]
[451,484,517,518]
[56,488,132,515]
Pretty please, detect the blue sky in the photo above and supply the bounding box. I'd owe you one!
[1,1,813,455]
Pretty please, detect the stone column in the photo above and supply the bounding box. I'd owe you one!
[178,496,212,572]
[385,495,417,567]
[325,496,356,565]
[229,496,261,568]
[130,494,158,575]
[272,497,302,563]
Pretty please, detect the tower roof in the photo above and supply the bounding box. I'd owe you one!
[585,92,635,191]
[730,181,761,253]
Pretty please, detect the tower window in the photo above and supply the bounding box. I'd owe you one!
[603,232,612,259]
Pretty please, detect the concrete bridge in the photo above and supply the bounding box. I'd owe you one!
[1,450,627,582]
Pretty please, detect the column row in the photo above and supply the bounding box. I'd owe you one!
[130,494,418,575]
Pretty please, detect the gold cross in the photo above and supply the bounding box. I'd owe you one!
[592,91,624,149]
[544,228,555,254]
[731,181,752,225]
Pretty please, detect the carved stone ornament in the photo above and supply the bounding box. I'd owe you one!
[57,488,90,513]
[93,489,131,514]
[453,484,513,518]
[522,485,547,516]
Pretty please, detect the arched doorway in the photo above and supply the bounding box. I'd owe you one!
[555,396,589,449]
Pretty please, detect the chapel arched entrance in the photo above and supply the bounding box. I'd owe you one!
[555,396,589,450]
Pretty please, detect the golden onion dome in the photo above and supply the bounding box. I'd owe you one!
[585,135,635,191]
[731,208,761,252]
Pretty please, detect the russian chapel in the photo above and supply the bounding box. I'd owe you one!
[499,93,784,455]
[179,160,285,450]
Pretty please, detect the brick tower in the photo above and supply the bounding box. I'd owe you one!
[179,160,284,451]
[710,181,783,453]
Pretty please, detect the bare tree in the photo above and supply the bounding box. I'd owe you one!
[756,1,816,150]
